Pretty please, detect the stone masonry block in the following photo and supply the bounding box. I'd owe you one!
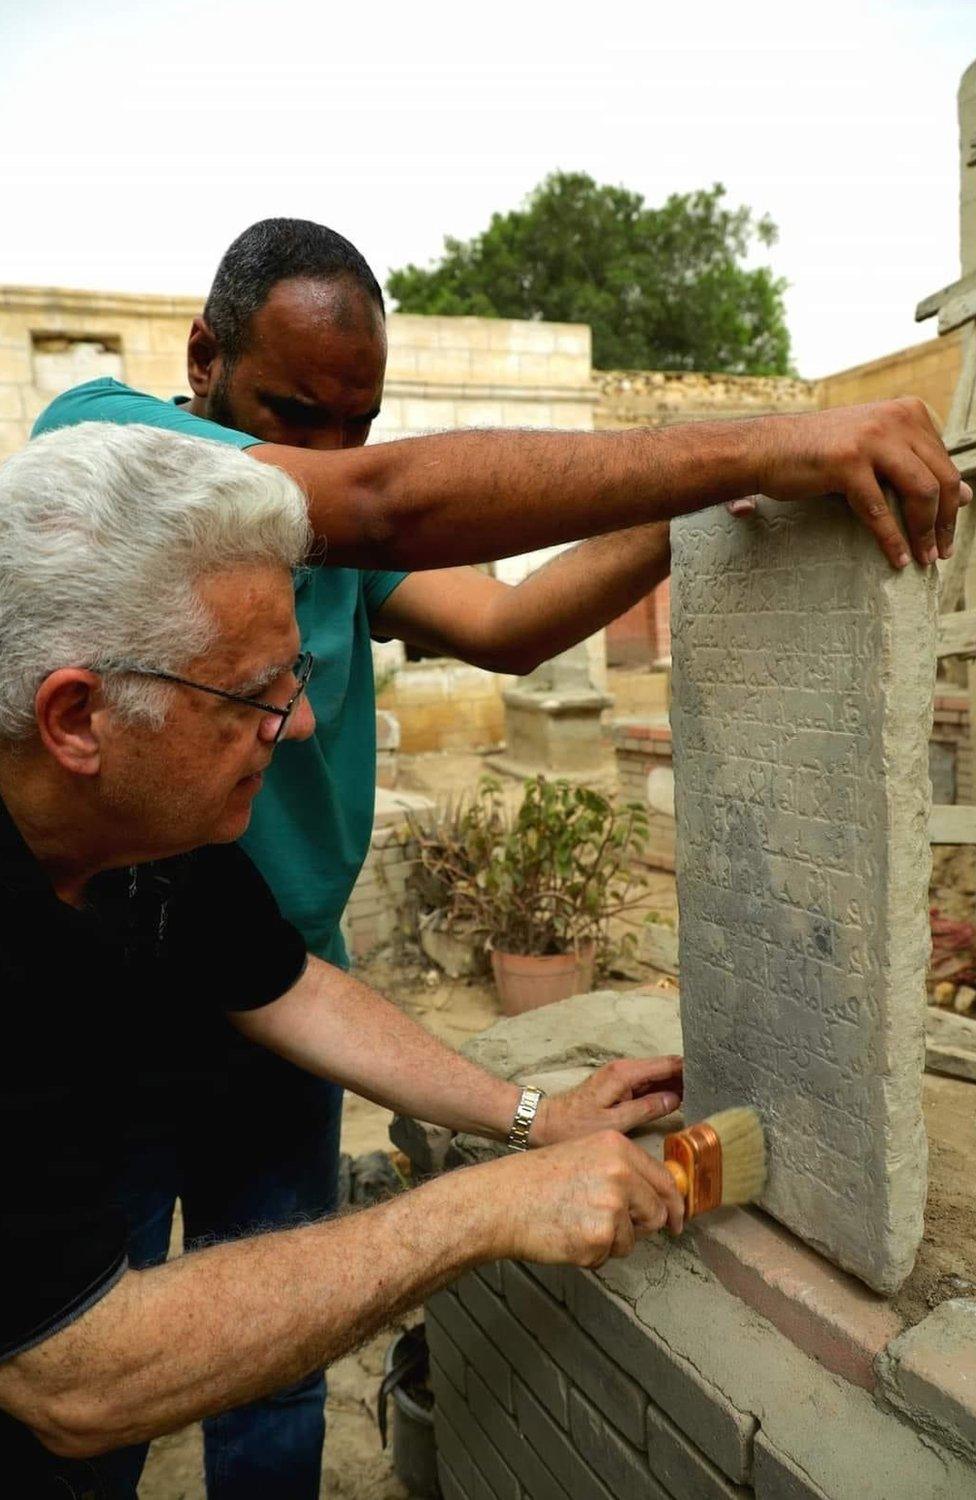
[643,1392,751,1500]
[433,1365,520,1500]
[567,1268,755,1482]
[501,1261,647,1446]
[425,1308,466,1395]
[519,1260,565,1302]
[671,498,935,1292]
[565,1388,672,1500]
[752,1432,832,1500]
[426,1289,513,1411]
[876,1299,976,1460]
[692,1206,903,1390]
[454,1272,569,1426]
[477,1262,504,1294]
[435,1408,500,1500]
[466,1368,569,1500]
[513,1378,619,1500]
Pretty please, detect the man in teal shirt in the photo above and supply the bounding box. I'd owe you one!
[34,217,969,1498]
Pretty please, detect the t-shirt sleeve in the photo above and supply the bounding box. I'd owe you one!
[173,843,309,1012]
[362,569,409,628]
[31,378,262,451]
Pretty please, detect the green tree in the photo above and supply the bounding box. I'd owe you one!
[387,173,792,374]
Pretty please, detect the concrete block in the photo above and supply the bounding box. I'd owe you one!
[876,1299,976,1460]
[567,1269,755,1482]
[426,1288,513,1411]
[433,1370,520,1500]
[692,1207,903,1390]
[671,498,935,1293]
[467,1368,570,1500]
[513,1378,618,1500]
[753,1433,832,1499]
[501,1261,647,1446]
[454,1271,569,1426]
[425,1308,466,1394]
[566,1388,672,1500]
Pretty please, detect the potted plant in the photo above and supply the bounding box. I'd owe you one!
[408,775,651,1013]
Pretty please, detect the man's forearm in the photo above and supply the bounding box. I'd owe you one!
[5,1167,500,1458]
[254,421,757,570]
[481,522,671,674]
[232,959,521,1140]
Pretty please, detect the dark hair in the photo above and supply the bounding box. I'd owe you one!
[203,218,385,363]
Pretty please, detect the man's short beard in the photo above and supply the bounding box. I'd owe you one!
[205,362,239,430]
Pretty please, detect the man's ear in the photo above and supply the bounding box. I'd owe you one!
[187,316,219,398]
[35,670,105,776]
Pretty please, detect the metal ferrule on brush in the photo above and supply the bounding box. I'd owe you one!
[663,1121,722,1220]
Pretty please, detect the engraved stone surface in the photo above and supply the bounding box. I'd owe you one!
[671,499,936,1293]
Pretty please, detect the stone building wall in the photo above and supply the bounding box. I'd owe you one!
[816,328,966,430]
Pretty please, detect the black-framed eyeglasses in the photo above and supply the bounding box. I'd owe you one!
[112,651,314,744]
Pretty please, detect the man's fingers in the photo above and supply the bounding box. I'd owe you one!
[726,496,758,518]
[610,1092,681,1135]
[592,1056,683,1103]
[842,474,911,569]
[626,1143,685,1235]
[879,453,952,565]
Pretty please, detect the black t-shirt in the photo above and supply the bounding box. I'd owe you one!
[0,795,307,1489]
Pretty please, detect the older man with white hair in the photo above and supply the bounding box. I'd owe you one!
[0,422,686,1498]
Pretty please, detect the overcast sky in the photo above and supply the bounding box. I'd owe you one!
[1,0,974,378]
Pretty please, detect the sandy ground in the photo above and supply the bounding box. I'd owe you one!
[139,747,973,1496]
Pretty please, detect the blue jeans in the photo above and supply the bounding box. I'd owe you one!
[85,1047,344,1499]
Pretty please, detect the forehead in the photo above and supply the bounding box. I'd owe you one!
[189,565,299,675]
[244,277,387,395]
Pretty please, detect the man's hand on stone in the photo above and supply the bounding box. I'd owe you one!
[754,396,972,570]
[533,1056,683,1147]
[483,1130,685,1267]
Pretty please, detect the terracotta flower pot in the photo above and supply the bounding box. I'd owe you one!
[490,942,596,1015]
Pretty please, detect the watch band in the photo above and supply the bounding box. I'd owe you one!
[507,1085,545,1152]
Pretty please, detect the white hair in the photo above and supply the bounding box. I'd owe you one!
[0,422,311,739]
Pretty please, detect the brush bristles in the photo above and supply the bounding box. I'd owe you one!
[709,1107,767,1206]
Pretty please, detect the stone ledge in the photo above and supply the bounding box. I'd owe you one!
[876,1299,976,1462]
[692,1207,903,1391]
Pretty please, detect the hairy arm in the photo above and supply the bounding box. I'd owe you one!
[372,523,671,674]
[251,399,967,572]
[231,957,522,1140]
[0,1138,683,1458]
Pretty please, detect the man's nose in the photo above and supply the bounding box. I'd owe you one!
[282,693,316,742]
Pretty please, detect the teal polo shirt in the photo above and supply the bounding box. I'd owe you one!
[33,378,408,967]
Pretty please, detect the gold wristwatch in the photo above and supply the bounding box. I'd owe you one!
[507,1085,545,1152]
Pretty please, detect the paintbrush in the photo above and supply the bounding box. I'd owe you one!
[663,1107,767,1221]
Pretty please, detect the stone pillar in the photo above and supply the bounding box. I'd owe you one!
[960,58,976,278]
[495,641,614,780]
[671,499,936,1294]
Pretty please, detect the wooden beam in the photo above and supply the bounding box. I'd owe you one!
[916,270,976,322]
[930,804,976,844]
[940,289,976,335]
[937,609,976,658]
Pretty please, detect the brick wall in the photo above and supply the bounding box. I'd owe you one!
[932,692,974,806]
[426,1251,976,1500]
[611,718,674,872]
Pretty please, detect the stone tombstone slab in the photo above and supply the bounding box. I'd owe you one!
[670,498,936,1293]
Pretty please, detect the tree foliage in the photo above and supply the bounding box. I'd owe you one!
[387,172,791,374]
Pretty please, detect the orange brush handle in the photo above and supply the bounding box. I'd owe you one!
[663,1122,722,1220]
